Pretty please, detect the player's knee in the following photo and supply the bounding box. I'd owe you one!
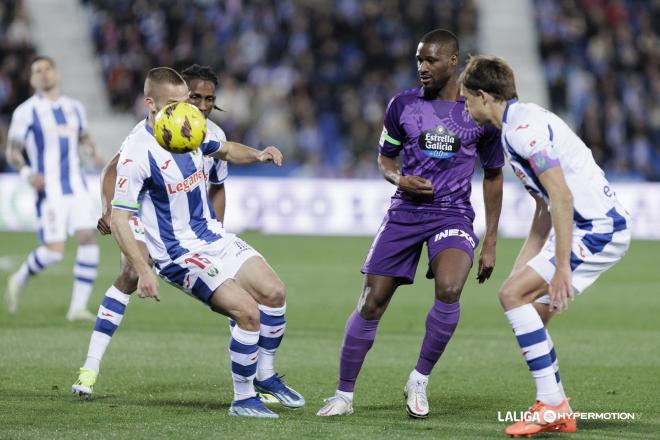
[260,280,286,308]
[357,297,386,320]
[435,283,463,303]
[233,304,260,332]
[498,279,520,309]
[76,229,97,245]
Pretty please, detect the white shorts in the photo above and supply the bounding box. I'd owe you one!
[156,234,262,304]
[129,215,146,242]
[530,219,631,302]
[37,193,97,243]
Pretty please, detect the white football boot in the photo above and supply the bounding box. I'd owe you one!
[316,393,354,416]
[404,377,429,418]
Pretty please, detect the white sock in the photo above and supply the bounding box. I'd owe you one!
[505,304,563,406]
[14,246,63,286]
[69,244,100,314]
[545,329,567,400]
[83,285,130,373]
[229,325,259,401]
[336,390,354,401]
[409,369,429,383]
[256,303,286,381]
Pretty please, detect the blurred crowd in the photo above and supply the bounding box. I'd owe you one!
[1,0,658,180]
[535,0,660,180]
[0,0,36,172]
[82,0,479,177]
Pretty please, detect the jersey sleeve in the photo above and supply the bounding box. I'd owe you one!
[209,159,228,185]
[7,106,31,143]
[507,123,560,176]
[200,127,223,156]
[378,96,405,157]
[477,124,505,170]
[111,146,149,213]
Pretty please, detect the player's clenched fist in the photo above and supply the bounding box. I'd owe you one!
[258,146,283,166]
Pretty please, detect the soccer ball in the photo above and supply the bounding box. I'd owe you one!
[154,102,207,153]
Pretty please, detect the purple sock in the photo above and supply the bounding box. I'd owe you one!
[338,310,380,392]
[415,299,460,375]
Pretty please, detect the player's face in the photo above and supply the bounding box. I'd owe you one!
[30,59,58,92]
[145,83,190,117]
[461,85,488,125]
[416,42,457,98]
[187,79,216,119]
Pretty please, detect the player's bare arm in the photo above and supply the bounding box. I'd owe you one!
[510,192,552,275]
[538,167,574,313]
[477,167,503,283]
[377,153,433,195]
[110,208,160,301]
[98,152,120,235]
[212,141,283,166]
[208,183,226,222]
[80,133,104,168]
[6,139,45,191]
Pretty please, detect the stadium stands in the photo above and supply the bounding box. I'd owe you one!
[0,0,36,172]
[534,0,659,181]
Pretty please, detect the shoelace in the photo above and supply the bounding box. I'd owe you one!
[412,381,428,406]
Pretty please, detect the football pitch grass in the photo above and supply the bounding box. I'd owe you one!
[0,231,658,439]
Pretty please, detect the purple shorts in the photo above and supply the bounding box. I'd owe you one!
[361,209,479,284]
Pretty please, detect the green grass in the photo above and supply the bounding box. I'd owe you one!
[0,232,658,439]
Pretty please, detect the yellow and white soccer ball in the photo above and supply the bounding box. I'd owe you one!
[154,102,207,153]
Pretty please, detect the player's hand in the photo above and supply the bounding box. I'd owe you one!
[257,146,283,166]
[548,266,573,313]
[97,214,112,235]
[93,151,105,169]
[29,173,45,191]
[476,243,496,283]
[398,175,434,195]
[137,270,160,302]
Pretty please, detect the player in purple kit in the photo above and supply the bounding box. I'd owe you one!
[317,29,504,419]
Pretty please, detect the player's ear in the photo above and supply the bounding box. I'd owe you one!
[144,96,155,114]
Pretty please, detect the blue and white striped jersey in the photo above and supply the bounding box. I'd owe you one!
[8,94,90,198]
[501,99,629,232]
[111,119,225,267]
[206,119,228,185]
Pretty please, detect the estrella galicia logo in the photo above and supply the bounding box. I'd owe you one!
[418,124,461,159]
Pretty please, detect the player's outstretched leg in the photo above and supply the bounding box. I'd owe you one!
[405,248,469,418]
[500,269,575,437]
[4,245,63,314]
[210,278,278,418]
[72,254,139,398]
[234,255,304,408]
[72,285,131,398]
[317,275,397,417]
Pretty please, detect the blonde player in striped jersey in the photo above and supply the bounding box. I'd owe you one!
[4,56,104,321]
[73,66,304,417]
[459,55,631,437]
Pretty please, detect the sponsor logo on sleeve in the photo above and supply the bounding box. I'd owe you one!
[115,175,129,196]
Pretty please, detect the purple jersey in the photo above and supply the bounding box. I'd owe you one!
[379,87,503,221]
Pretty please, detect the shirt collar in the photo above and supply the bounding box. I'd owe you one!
[503,98,518,124]
[416,87,465,103]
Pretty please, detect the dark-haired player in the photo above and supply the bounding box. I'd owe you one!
[317,29,504,418]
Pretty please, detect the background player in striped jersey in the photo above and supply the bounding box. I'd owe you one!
[73,67,304,417]
[4,56,104,321]
[459,55,631,437]
[317,29,504,419]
